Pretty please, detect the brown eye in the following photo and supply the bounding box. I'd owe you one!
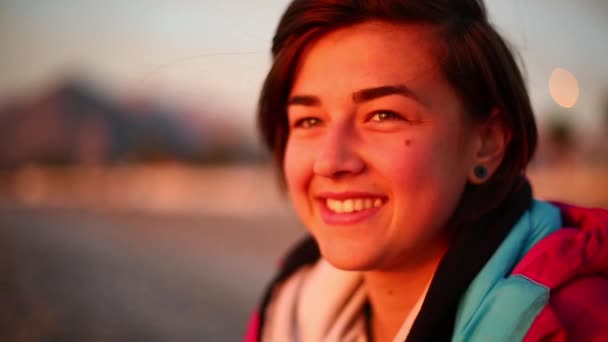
[369,111,402,122]
[295,117,322,128]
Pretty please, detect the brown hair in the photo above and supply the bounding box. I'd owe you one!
[258,0,537,231]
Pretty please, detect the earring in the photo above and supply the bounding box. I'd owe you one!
[474,165,488,180]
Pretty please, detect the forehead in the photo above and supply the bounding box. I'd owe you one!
[290,21,444,97]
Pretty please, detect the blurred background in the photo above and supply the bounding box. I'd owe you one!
[0,0,607,340]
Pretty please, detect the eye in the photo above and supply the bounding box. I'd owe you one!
[369,111,404,122]
[293,117,322,129]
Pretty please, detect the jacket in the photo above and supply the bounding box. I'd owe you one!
[245,200,608,341]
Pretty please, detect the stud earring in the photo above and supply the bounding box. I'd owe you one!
[474,165,488,180]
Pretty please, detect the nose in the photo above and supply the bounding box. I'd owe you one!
[313,123,365,178]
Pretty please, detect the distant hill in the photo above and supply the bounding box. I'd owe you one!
[0,77,266,169]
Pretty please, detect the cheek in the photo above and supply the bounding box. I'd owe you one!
[384,138,441,181]
[428,123,473,174]
[283,140,313,198]
[385,136,469,236]
[385,132,468,195]
[419,130,472,209]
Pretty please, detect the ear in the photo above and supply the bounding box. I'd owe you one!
[468,108,511,184]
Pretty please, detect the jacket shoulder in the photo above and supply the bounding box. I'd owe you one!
[525,276,608,341]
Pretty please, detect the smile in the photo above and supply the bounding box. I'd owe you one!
[326,198,383,213]
[317,195,386,225]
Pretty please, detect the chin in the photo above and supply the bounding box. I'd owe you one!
[318,242,381,271]
[324,257,374,272]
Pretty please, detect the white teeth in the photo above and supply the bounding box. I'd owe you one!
[343,199,354,213]
[354,199,363,211]
[327,199,343,213]
[325,197,384,213]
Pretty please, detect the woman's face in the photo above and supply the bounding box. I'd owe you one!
[284,21,480,271]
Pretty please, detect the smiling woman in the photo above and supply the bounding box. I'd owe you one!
[284,22,478,275]
[247,1,608,341]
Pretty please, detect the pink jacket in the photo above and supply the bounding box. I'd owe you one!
[246,203,608,341]
[521,203,608,341]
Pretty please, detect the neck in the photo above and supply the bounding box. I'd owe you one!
[364,237,448,342]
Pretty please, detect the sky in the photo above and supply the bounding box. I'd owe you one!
[1,0,607,133]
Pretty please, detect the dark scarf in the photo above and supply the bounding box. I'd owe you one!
[257,179,533,341]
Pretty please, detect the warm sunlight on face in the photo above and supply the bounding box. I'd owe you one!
[283,21,480,272]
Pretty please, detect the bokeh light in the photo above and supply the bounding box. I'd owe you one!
[548,67,580,109]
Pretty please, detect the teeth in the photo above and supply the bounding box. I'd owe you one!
[354,199,363,211]
[325,197,383,213]
[343,199,354,213]
[327,199,343,213]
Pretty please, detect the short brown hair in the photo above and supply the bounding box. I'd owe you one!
[258,0,537,231]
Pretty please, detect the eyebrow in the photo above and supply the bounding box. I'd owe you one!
[353,85,422,104]
[287,95,320,106]
[287,84,424,107]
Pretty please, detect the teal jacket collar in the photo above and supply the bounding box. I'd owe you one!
[453,200,562,341]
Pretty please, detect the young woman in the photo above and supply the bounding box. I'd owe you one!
[246,0,608,341]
